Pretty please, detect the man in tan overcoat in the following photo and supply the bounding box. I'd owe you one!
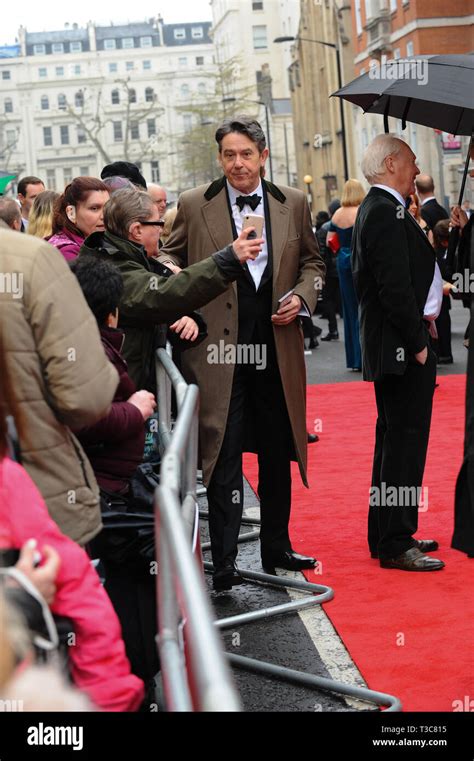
[161,116,325,590]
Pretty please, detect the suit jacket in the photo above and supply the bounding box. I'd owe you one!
[160,176,325,486]
[352,186,435,381]
[420,197,449,230]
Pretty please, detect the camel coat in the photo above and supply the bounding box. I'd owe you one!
[161,178,325,487]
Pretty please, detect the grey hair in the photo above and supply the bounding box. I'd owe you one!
[361,134,407,185]
[0,197,21,228]
[215,115,266,153]
[104,188,155,238]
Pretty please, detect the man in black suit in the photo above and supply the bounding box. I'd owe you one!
[352,134,445,571]
[415,174,449,230]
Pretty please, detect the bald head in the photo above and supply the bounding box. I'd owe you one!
[415,174,435,198]
[148,184,167,218]
[0,197,22,230]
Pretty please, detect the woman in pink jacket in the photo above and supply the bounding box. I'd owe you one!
[48,177,109,260]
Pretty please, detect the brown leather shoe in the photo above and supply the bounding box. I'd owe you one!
[371,538,439,559]
[380,547,445,571]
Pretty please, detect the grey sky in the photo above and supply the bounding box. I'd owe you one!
[1,1,212,45]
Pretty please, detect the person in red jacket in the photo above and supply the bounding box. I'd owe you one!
[0,342,144,712]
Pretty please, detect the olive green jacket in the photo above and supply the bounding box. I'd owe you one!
[80,231,241,389]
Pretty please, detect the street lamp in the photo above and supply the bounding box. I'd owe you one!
[303,173,313,215]
[222,97,274,182]
[274,35,349,183]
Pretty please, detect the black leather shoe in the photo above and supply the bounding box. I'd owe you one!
[262,550,317,574]
[213,563,245,592]
[380,547,445,571]
[313,325,322,337]
[371,538,439,559]
[307,433,319,443]
[321,332,339,341]
[308,338,319,349]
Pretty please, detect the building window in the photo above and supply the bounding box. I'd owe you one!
[1,71,11,80]
[43,126,52,146]
[183,114,192,132]
[75,91,84,108]
[393,48,401,60]
[125,61,134,71]
[390,0,397,11]
[113,121,123,142]
[406,40,414,57]
[178,57,187,67]
[252,0,264,9]
[80,166,89,176]
[355,0,362,35]
[198,82,206,95]
[41,95,49,110]
[130,121,139,140]
[122,37,134,49]
[174,28,186,40]
[46,169,56,189]
[140,36,152,48]
[38,67,47,78]
[56,66,64,76]
[111,89,120,105]
[77,126,87,144]
[252,25,267,50]
[6,129,16,145]
[52,42,64,54]
[151,160,160,183]
[70,41,82,53]
[73,64,81,75]
[145,87,155,103]
[33,44,46,55]
[196,56,204,66]
[58,93,67,110]
[4,98,13,114]
[104,39,116,50]
[191,27,203,39]
[128,88,137,104]
[60,125,70,145]
[143,60,151,70]
[109,63,118,73]
[181,84,190,98]
[147,118,156,137]
[63,168,73,185]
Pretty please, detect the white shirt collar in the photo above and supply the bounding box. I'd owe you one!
[421,196,436,205]
[226,179,263,207]
[372,184,406,209]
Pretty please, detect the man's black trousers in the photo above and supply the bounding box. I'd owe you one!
[368,347,437,559]
[206,355,294,570]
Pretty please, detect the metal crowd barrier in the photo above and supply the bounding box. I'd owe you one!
[154,348,241,712]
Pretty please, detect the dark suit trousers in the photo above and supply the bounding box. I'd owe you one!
[206,352,293,570]
[368,347,437,559]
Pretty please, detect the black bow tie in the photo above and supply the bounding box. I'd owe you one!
[235,194,261,212]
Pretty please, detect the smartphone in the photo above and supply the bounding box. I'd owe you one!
[243,214,264,240]
[278,288,295,306]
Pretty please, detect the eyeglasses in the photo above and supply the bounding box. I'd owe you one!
[139,219,165,227]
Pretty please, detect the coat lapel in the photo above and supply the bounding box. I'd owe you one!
[201,188,235,254]
[266,190,290,283]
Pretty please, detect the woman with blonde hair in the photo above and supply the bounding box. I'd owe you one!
[27,190,59,239]
[327,178,365,371]
[159,206,178,247]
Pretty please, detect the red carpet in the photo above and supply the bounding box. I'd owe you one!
[243,374,474,711]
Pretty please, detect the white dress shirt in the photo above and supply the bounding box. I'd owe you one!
[226,179,267,290]
[373,184,443,322]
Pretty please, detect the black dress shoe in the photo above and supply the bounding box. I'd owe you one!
[213,563,245,592]
[437,356,453,365]
[307,433,319,443]
[379,547,445,571]
[371,538,439,559]
[308,338,319,349]
[313,325,322,337]
[262,550,317,574]
[321,331,339,341]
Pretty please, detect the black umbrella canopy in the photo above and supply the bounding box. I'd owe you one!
[332,54,474,136]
